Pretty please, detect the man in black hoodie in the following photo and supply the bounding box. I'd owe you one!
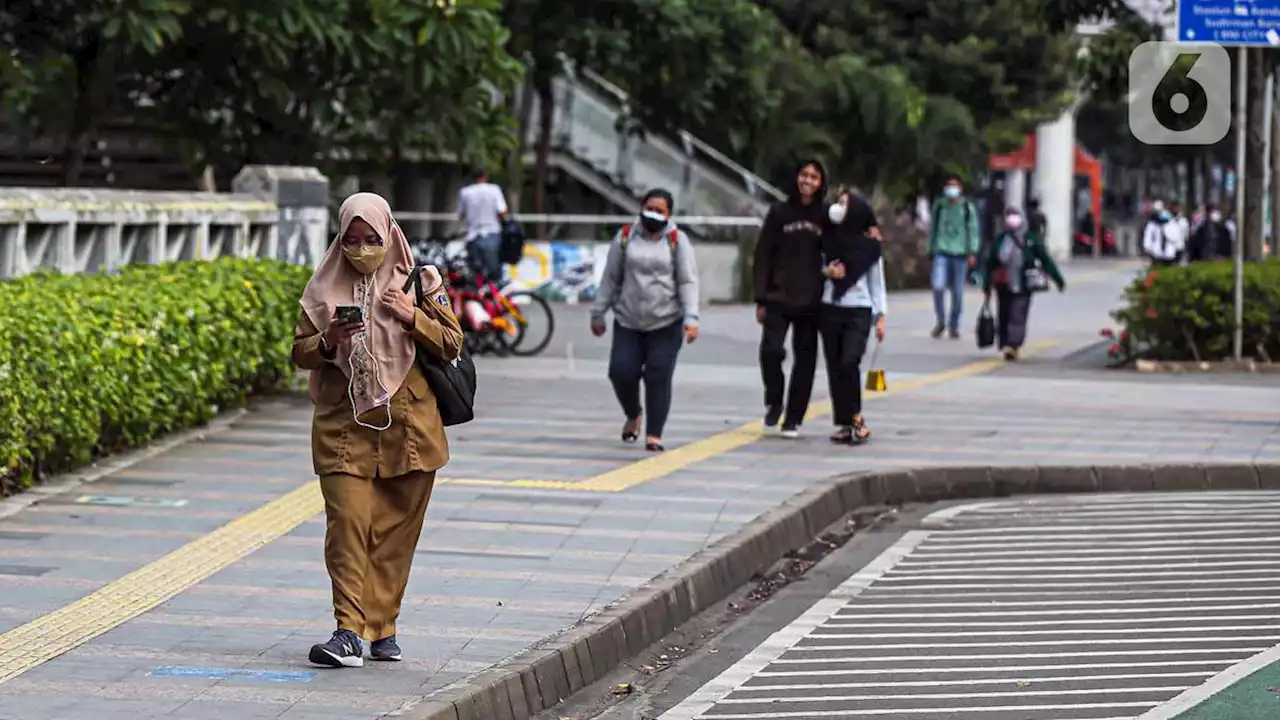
[754,159,829,437]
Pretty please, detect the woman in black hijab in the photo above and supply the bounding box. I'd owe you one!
[819,187,886,444]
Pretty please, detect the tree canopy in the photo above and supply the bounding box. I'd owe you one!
[1,0,519,184]
[0,0,1143,202]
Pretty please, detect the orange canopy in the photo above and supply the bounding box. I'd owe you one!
[988,134,1103,245]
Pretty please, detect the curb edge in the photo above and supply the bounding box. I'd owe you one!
[401,462,1280,720]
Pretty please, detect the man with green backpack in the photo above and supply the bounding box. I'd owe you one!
[928,176,981,339]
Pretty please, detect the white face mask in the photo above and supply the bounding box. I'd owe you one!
[1004,215,1023,230]
[1210,211,1222,222]
[828,202,847,224]
[944,186,961,198]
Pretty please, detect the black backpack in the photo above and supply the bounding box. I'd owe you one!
[403,265,477,426]
[498,216,526,265]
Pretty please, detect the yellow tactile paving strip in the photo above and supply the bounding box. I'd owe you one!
[0,343,1053,686]
[576,342,1054,492]
[0,482,320,684]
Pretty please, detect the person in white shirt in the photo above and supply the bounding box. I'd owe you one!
[456,169,509,282]
[1141,201,1185,266]
[1170,202,1191,255]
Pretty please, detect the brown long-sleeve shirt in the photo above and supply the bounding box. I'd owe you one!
[292,288,464,479]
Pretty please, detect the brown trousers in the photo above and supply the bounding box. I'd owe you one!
[319,470,436,640]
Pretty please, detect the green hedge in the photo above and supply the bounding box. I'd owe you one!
[0,258,312,496]
[1110,259,1280,362]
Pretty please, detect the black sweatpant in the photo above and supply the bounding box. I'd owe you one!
[759,306,819,428]
[996,286,1032,350]
[608,320,683,439]
[819,306,873,428]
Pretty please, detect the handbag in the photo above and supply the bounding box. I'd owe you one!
[1023,262,1051,293]
[976,299,996,349]
[864,340,887,392]
[403,265,477,426]
[1012,234,1050,293]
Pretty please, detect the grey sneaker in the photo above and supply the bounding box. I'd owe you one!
[780,425,800,439]
[370,635,402,662]
[309,629,363,668]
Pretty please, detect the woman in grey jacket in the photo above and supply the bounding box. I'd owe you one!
[590,188,700,452]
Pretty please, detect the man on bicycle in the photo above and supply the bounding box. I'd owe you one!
[456,167,510,285]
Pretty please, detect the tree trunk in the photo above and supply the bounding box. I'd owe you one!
[390,153,426,241]
[1273,88,1280,248]
[505,79,535,213]
[531,79,555,241]
[1202,148,1216,207]
[200,165,217,193]
[61,38,107,186]
[1244,47,1269,261]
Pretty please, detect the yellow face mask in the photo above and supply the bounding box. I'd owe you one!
[343,245,386,275]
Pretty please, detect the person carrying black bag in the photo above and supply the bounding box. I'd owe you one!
[292,192,464,669]
[982,206,1065,361]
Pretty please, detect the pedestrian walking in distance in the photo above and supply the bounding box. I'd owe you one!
[754,158,830,438]
[982,206,1064,361]
[821,188,887,445]
[293,192,464,668]
[456,167,510,283]
[590,188,700,453]
[1187,203,1233,262]
[928,176,980,339]
[1141,200,1185,267]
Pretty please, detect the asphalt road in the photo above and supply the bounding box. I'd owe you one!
[578,492,1280,720]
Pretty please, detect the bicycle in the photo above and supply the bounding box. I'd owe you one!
[410,233,555,357]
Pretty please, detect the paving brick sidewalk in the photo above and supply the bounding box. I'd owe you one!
[1,259,1277,719]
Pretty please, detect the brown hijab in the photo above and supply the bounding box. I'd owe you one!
[300,192,437,418]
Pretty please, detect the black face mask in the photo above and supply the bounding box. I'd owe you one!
[639,211,667,234]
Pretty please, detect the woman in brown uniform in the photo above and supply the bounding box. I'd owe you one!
[292,192,463,668]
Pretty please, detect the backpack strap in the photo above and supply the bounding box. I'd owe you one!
[616,224,683,285]
[615,225,632,284]
[668,228,680,282]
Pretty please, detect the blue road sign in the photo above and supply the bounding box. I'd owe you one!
[1178,0,1280,46]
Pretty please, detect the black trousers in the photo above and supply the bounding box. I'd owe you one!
[819,307,873,428]
[759,306,819,427]
[996,286,1032,350]
[608,320,683,438]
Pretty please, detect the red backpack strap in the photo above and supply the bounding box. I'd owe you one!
[667,228,679,249]
[621,224,632,247]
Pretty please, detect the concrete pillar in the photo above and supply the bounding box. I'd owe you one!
[1034,109,1075,262]
[1004,170,1026,211]
[233,165,330,266]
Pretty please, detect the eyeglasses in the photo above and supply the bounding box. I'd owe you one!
[340,235,384,247]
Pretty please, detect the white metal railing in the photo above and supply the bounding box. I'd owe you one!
[395,212,763,227]
[527,65,785,218]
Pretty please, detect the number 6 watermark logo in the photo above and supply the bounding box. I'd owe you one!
[1128,41,1231,145]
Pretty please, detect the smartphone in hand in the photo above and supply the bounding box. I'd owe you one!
[336,305,362,324]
